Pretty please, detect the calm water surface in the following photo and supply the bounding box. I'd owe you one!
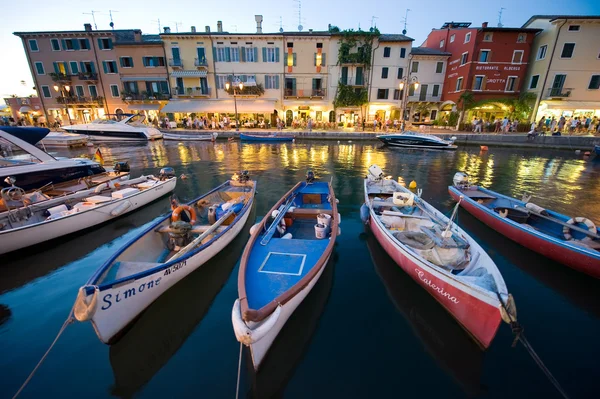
[2,140,600,399]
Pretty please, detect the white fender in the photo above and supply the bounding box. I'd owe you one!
[337,212,341,225]
[74,286,98,321]
[94,182,109,194]
[231,299,281,346]
[110,200,132,216]
[249,223,261,236]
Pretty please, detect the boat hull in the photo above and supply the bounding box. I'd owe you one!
[240,133,294,142]
[62,128,160,142]
[0,178,176,255]
[0,163,106,191]
[163,133,215,141]
[449,187,600,279]
[377,134,456,150]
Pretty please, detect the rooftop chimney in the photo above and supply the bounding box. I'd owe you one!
[191,26,196,33]
[84,23,92,31]
[255,15,263,33]
[164,26,171,33]
[482,21,488,28]
[217,21,223,32]
[205,25,211,33]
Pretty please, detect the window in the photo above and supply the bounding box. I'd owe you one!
[41,86,51,98]
[432,84,440,97]
[435,62,443,73]
[479,50,490,63]
[341,66,348,85]
[69,61,79,74]
[527,75,539,89]
[80,62,95,74]
[450,34,455,43]
[314,52,326,67]
[561,43,575,58]
[216,75,228,89]
[568,25,580,31]
[383,47,391,57]
[483,33,493,42]
[142,57,165,67]
[216,47,227,62]
[377,89,389,100]
[287,42,293,48]
[411,61,419,73]
[63,39,76,51]
[393,89,401,100]
[517,34,526,43]
[381,67,388,79]
[88,85,98,98]
[110,85,120,97]
[79,39,90,50]
[439,39,445,48]
[28,39,38,52]
[512,50,524,64]
[400,48,406,58]
[120,57,133,68]
[97,38,113,50]
[103,61,118,74]
[34,62,45,75]
[409,85,415,96]
[397,67,404,79]
[456,77,463,91]
[51,39,60,51]
[464,32,471,43]
[505,76,518,92]
[430,110,438,120]
[356,67,364,85]
[473,75,484,90]
[537,45,547,60]
[75,86,84,97]
[460,52,468,65]
[230,47,240,62]
[245,47,255,62]
[589,75,600,90]
[53,61,68,75]
[265,75,280,89]
[124,81,139,94]
[317,43,323,49]
[265,47,278,62]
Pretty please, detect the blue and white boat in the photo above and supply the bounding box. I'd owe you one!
[232,173,339,369]
[240,133,295,142]
[377,131,457,150]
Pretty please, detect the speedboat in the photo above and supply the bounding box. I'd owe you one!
[62,114,163,142]
[1,127,105,191]
[240,133,295,142]
[377,131,457,150]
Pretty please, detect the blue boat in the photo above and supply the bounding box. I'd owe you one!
[594,145,600,156]
[240,133,295,142]
[232,174,339,369]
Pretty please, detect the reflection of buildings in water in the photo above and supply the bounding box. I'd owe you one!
[361,145,388,172]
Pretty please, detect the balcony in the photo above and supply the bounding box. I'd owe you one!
[284,88,327,99]
[172,87,211,97]
[57,96,103,105]
[122,93,170,101]
[546,87,572,98]
[194,58,208,68]
[407,95,442,103]
[50,73,72,83]
[169,58,184,68]
[78,72,98,82]
[340,79,365,87]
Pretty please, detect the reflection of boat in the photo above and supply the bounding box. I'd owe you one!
[1,128,104,190]
[240,133,294,142]
[377,132,457,150]
[75,174,255,344]
[248,255,334,399]
[163,132,217,141]
[449,172,600,278]
[233,178,339,369]
[62,114,163,142]
[108,212,253,398]
[366,231,484,397]
[363,165,515,349]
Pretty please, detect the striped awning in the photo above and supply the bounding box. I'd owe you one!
[170,70,208,78]
[121,76,168,82]
[161,99,277,114]
[542,101,600,110]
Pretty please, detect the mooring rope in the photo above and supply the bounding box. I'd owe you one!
[234,342,243,399]
[12,310,75,399]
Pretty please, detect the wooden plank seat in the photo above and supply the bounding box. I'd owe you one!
[286,207,333,219]
[461,190,497,199]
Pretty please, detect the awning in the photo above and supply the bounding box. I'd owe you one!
[170,70,208,78]
[127,103,162,111]
[283,101,331,109]
[121,76,168,82]
[161,99,277,114]
[19,106,33,113]
[542,101,600,110]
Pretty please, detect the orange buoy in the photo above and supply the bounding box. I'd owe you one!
[171,205,197,224]
[480,145,488,151]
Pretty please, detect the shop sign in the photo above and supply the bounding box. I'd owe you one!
[476,65,499,70]
[298,106,310,110]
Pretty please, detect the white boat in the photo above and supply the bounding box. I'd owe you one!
[62,114,163,142]
[41,131,89,148]
[1,127,104,191]
[73,172,256,344]
[0,169,177,255]
[163,132,218,141]
[377,131,457,150]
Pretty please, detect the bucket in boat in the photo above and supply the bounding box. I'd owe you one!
[317,213,332,227]
[314,223,328,239]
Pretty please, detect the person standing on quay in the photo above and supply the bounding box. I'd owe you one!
[502,116,509,133]
[550,117,557,133]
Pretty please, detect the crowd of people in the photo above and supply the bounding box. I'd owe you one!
[470,114,600,136]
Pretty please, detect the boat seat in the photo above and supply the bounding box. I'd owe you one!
[289,208,333,217]
[461,190,497,199]
[115,261,161,280]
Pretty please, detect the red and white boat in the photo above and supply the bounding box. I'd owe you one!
[362,165,516,349]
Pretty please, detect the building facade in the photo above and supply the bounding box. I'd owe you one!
[522,15,600,122]
[3,96,44,125]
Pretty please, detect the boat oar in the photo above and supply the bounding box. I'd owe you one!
[516,207,600,240]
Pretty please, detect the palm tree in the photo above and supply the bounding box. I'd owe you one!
[456,91,475,129]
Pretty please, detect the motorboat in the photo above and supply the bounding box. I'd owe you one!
[240,133,295,142]
[362,165,516,349]
[1,127,105,191]
[163,132,218,141]
[449,172,600,279]
[377,131,457,150]
[41,132,89,148]
[62,114,163,142]
[232,173,339,370]
[73,172,255,344]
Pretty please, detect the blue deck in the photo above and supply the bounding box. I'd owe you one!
[291,181,332,210]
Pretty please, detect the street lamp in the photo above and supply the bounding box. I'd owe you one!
[398,76,419,132]
[53,84,73,125]
[225,80,244,132]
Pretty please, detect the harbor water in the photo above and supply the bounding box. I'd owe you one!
[2,140,600,398]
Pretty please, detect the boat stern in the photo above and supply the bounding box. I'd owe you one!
[145,127,163,140]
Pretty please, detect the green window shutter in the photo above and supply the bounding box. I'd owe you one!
[262,47,267,62]
[254,47,258,62]
[102,61,108,74]
[314,53,317,66]
[129,57,134,68]
[225,47,231,62]
[97,38,103,50]
[293,53,297,66]
[53,62,59,74]
[113,62,118,73]
[70,62,79,74]
[90,62,96,73]
[240,48,246,62]
[385,89,389,99]
[120,58,125,67]
[275,47,280,62]
[212,47,217,60]
[84,39,90,49]
[322,53,326,66]
[142,57,148,67]
[61,39,67,50]
[63,62,69,74]
[107,39,113,49]
[292,78,296,91]
[341,66,348,84]
[79,62,85,73]
[312,78,317,89]
[160,81,169,93]
[73,40,80,50]
[275,75,280,89]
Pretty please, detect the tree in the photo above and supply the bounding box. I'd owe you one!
[415,103,431,122]
[456,91,475,129]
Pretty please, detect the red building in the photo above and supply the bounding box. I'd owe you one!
[422,22,541,119]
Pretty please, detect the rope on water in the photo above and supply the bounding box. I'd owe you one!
[234,341,243,399]
[12,310,75,399]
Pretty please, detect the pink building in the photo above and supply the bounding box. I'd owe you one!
[3,97,44,125]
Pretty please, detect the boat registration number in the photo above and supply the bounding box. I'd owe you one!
[164,260,186,276]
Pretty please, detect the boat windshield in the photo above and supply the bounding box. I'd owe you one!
[0,137,41,167]
[125,114,147,127]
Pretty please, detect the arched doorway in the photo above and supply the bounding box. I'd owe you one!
[285,110,293,126]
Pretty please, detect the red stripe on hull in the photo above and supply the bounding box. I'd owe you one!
[369,217,501,349]
[449,189,600,279]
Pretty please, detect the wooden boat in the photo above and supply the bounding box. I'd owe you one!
[362,165,516,349]
[74,172,256,344]
[163,132,218,141]
[595,145,600,156]
[232,175,338,369]
[240,133,295,142]
[0,169,177,255]
[449,172,600,278]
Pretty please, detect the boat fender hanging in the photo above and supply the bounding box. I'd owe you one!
[337,213,341,225]
[360,204,370,224]
[498,209,508,218]
[110,201,132,216]
[94,182,109,194]
[173,205,197,225]
[563,217,596,241]
[249,223,261,236]
[231,299,282,345]
[337,226,341,236]
[74,286,98,322]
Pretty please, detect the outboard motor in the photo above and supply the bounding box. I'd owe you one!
[367,165,384,181]
[166,221,193,251]
[306,169,315,183]
[114,161,130,173]
[453,172,470,189]
[159,167,176,181]
[236,170,250,183]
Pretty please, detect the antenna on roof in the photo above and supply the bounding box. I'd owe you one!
[371,16,378,29]
[402,9,411,35]
[107,10,119,30]
[276,16,284,33]
[83,11,100,30]
[231,25,238,33]
[293,0,303,31]
[498,7,505,27]
[151,19,161,34]
[171,21,182,33]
